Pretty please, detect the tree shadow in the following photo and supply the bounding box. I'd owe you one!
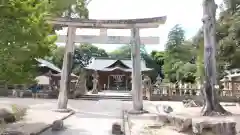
[41,127,92,135]
[5,121,50,134]
[5,121,92,135]
[74,111,122,119]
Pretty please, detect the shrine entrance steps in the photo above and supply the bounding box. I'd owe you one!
[77,90,133,101]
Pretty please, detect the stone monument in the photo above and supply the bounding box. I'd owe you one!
[154,75,162,94]
[12,89,18,97]
[74,70,87,98]
[91,71,99,94]
[143,75,151,99]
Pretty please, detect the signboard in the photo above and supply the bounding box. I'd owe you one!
[47,16,167,29]
[100,29,107,36]
[56,35,159,44]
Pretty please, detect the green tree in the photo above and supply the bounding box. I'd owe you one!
[176,62,197,84]
[109,44,150,59]
[50,0,89,31]
[0,0,56,84]
[73,44,108,74]
[163,25,194,83]
[210,0,240,75]
[149,51,165,78]
[109,45,131,59]
[217,12,240,70]
[192,30,204,83]
[150,51,165,66]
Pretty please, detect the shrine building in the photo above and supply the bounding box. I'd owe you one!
[84,57,152,91]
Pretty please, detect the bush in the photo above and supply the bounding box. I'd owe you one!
[11,104,27,121]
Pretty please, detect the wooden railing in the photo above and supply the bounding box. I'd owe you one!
[0,84,57,98]
[148,82,240,102]
[2,80,240,101]
[152,87,240,97]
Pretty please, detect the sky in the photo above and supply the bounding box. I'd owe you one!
[56,0,223,53]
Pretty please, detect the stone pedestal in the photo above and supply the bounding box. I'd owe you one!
[128,109,148,115]
[53,108,72,113]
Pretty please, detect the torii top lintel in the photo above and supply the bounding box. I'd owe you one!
[47,16,167,29]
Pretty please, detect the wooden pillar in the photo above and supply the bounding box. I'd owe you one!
[179,83,182,96]
[108,75,110,89]
[57,26,76,110]
[231,81,234,96]
[130,26,144,113]
[125,76,128,90]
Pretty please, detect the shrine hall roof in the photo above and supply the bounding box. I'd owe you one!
[85,57,152,72]
[36,58,77,76]
[36,58,62,73]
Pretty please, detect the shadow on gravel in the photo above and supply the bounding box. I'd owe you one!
[5,122,50,135]
[41,127,91,135]
[74,111,122,119]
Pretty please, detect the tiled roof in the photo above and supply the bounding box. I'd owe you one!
[85,57,152,72]
[36,58,78,76]
[36,58,62,73]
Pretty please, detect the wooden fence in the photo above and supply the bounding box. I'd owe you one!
[148,81,240,102]
[1,80,240,102]
[0,84,56,98]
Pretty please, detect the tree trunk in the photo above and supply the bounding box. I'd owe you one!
[201,0,230,116]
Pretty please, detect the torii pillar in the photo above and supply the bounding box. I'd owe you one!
[129,27,146,114]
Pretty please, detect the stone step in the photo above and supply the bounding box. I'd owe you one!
[76,98,133,101]
[81,95,132,98]
[80,96,132,98]
[77,95,133,101]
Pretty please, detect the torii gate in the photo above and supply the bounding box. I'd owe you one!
[48,16,167,113]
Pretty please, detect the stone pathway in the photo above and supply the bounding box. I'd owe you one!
[40,100,182,135]
[42,114,122,135]
[41,100,126,135]
[3,102,73,135]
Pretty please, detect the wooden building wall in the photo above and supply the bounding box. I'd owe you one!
[97,69,131,90]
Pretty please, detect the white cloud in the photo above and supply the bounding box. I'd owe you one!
[56,0,223,53]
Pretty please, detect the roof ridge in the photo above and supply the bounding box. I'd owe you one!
[93,57,132,60]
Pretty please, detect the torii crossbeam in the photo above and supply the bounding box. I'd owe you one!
[48,16,166,29]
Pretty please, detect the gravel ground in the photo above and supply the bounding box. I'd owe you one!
[1,97,240,135]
